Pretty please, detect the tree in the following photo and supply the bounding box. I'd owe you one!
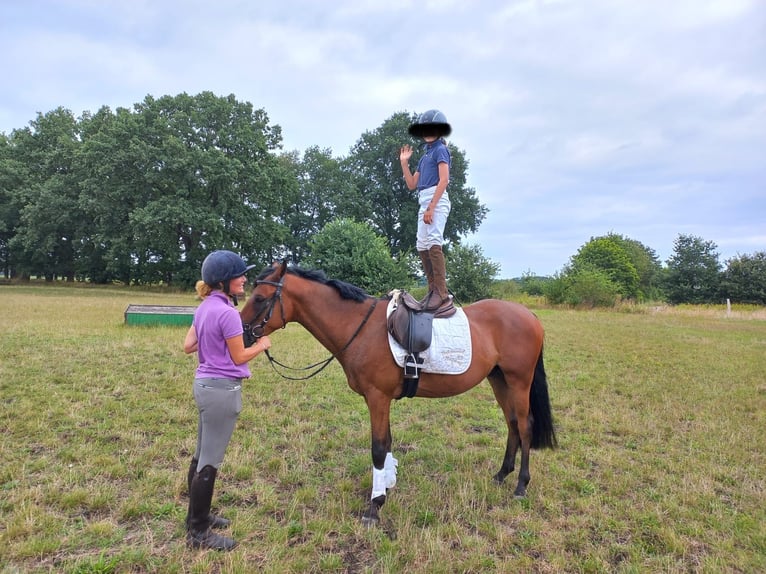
[277,146,361,264]
[543,266,620,307]
[77,92,291,285]
[343,112,487,257]
[664,234,722,304]
[7,108,84,281]
[719,252,766,305]
[570,236,639,299]
[303,218,409,296]
[0,133,26,278]
[602,232,663,300]
[447,243,500,303]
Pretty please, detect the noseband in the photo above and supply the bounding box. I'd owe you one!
[243,276,287,342]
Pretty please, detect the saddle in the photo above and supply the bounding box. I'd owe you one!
[386,290,434,382]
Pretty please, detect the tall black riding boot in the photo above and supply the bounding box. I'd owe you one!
[186,465,237,551]
[186,458,230,529]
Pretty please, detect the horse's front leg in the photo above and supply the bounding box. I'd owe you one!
[362,393,392,527]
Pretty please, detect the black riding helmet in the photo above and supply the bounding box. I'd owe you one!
[408,109,452,138]
[201,250,256,305]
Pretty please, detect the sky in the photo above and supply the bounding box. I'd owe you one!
[1,0,764,278]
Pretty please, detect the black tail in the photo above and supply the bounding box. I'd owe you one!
[530,347,557,449]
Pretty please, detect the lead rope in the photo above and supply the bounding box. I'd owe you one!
[263,298,378,381]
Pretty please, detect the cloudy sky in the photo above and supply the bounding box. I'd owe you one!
[2,0,764,277]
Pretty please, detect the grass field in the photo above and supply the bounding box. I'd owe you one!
[1,284,764,573]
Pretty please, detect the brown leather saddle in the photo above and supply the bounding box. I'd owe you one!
[387,291,435,385]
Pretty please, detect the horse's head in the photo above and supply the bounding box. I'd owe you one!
[240,260,288,339]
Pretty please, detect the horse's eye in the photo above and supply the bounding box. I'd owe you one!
[254,295,266,304]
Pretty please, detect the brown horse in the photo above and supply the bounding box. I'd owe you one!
[241,261,556,526]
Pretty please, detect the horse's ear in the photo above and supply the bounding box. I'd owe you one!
[277,259,288,276]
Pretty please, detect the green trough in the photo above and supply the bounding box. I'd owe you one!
[124,304,197,327]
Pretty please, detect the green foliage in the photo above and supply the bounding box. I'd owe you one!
[544,266,620,307]
[719,251,766,304]
[4,93,289,286]
[489,278,521,300]
[303,218,409,295]
[571,236,640,298]
[664,234,722,304]
[446,243,500,303]
[517,270,551,296]
[6,108,83,281]
[279,146,362,264]
[550,233,670,305]
[601,232,663,300]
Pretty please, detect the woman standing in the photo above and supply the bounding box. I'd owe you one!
[183,250,271,550]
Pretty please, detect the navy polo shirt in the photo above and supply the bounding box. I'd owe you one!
[416,139,451,191]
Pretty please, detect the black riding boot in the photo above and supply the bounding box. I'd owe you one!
[186,465,237,551]
[186,458,230,529]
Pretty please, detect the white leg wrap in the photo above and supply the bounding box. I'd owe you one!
[372,466,387,499]
[384,452,398,489]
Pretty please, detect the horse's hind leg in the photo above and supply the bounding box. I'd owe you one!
[488,367,520,484]
[510,380,533,498]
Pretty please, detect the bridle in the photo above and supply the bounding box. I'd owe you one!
[243,276,287,342]
[243,273,378,380]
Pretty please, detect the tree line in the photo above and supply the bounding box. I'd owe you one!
[521,233,766,306]
[0,92,485,288]
[2,92,763,305]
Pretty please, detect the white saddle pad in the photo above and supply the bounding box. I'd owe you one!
[386,292,472,375]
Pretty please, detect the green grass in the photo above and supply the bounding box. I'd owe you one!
[1,285,764,573]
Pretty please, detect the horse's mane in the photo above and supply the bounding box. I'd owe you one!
[255,265,370,303]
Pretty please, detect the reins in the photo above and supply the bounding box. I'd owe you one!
[247,274,378,381]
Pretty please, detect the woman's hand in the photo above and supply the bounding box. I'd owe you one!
[399,145,413,162]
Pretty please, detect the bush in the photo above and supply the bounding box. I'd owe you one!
[544,267,620,307]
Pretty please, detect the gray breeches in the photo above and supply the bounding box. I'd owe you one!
[192,377,242,471]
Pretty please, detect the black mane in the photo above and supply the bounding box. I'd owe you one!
[255,264,370,303]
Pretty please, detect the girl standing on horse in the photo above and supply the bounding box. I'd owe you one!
[399,109,455,318]
[182,250,272,550]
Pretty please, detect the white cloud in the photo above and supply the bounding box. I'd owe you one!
[0,0,763,277]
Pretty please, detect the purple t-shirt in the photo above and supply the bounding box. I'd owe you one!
[193,291,250,380]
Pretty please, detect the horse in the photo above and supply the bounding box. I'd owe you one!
[240,261,557,526]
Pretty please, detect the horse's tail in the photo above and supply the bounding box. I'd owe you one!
[530,346,557,450]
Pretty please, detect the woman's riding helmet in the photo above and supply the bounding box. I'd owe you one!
[201,250,256,286]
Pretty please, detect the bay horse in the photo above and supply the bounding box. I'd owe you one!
[240,261,556,526]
